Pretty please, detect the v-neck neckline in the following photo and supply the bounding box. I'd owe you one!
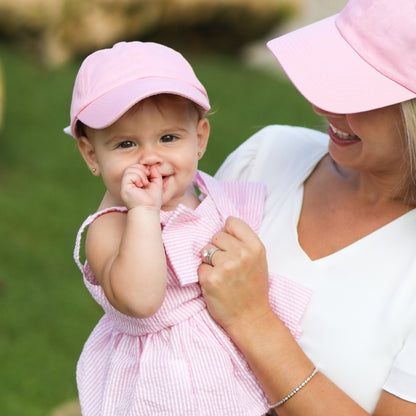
[293,185,416,264]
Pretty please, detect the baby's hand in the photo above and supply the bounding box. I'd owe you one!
[120,164,163,209]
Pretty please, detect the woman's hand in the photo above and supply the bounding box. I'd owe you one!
[198,216,273,334]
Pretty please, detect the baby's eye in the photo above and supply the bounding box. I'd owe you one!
[118,140,136,149]
[160,135,177,143]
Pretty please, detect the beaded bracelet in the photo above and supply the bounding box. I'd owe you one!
[270,367,318,409]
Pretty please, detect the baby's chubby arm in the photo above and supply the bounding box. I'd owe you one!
[85,164,167,318]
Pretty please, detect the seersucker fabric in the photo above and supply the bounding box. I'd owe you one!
[73,170,312,415]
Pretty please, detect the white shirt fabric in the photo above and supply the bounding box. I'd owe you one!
[215,125,416,413]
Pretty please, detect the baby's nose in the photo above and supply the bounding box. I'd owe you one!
[139,146,162,166]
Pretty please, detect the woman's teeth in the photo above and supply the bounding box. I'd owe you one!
[330,124,358,140]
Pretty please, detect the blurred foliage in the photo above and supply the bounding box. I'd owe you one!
[0,40,323,415]
[0,0,299,67]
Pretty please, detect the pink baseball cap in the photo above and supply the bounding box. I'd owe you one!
[267,0,416,114]
[66,41,210,138]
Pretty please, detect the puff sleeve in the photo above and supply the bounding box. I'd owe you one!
[215,125,329,190]
[383,323,416,403]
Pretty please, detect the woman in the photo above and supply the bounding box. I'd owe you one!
[199,0,416,414]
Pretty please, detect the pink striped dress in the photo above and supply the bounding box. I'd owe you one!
[73,170,312,415]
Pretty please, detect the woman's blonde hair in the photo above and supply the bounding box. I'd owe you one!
[399,98,416,204]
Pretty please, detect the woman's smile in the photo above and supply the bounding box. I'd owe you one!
[328,123,360,146]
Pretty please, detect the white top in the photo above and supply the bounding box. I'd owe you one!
[215,125,416,413]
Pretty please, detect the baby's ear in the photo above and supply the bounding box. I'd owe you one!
[197,118,210,158]
[77,136,100,175]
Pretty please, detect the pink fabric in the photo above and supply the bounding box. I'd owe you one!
[67,41,210,138]
[73,171,312,415]
[266,0,416,113]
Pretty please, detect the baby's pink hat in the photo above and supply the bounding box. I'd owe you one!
[66,41,210,138]
[267,0,416,114]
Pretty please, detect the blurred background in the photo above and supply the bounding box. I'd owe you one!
[0,0,345,414]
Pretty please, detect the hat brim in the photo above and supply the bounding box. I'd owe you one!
[69,77,210,138]
[267,15,416,114]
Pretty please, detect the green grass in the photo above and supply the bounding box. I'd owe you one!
[0,42,322,415]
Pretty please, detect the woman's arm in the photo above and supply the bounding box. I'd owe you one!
[198,217,416,416]
[375,392,416,416]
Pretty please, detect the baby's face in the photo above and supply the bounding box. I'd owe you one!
[83,96,209,210]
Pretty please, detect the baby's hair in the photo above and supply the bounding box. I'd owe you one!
[145,94,206,120]
[75,120,87,139]
[76,93,206,139]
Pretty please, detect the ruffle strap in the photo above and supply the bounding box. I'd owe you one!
[73,206,127,273]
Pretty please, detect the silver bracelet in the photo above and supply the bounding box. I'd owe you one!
[270,367,318,409]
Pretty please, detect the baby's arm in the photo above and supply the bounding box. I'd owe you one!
[85,164,167,318]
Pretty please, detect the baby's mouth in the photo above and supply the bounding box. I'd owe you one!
[162,174,171,184]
